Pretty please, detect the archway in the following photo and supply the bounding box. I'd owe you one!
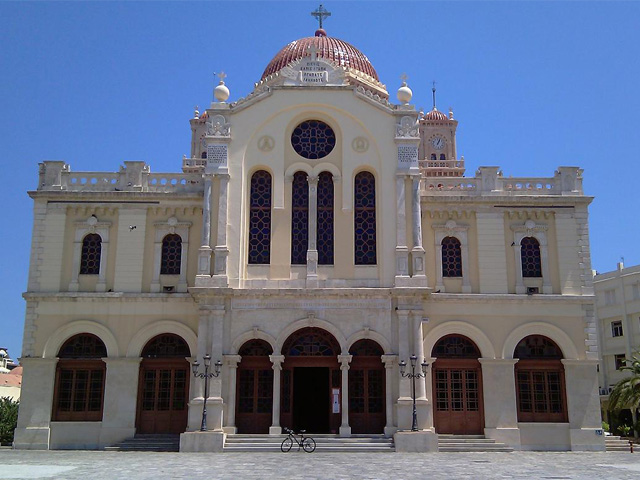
[281,327,340,434]
[348,339,385,434]
[432,334,484,435]
[236,339,274,434]
[136,334,190,434]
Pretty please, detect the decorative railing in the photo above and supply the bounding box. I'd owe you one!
[419,159,465,170]
[37,161,204,193]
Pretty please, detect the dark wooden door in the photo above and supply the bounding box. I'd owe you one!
[236,357,273,434]
[137,359,189,434]
[433,359,483,435]
[349,360,385,434]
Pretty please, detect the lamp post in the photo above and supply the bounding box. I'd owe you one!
[399,354,428,432]
[192,354,223,432]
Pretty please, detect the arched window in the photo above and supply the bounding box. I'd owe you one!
[53,333,107,421]
[440,154,446,160]
[521,237,542,277]
[248,170,272,264]
[354,171,376,265]
[291,171,308,265]
[430,154,437,160]
[282,328,340,357]
[160,234,182,275]
[80,233,102,275]
[317,171,334,265]
[441,236,462,277]
[201,151,207,159]
[514,335,567,422]
[141,334,191,358]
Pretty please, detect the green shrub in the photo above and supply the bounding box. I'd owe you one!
[602,421,610,433]
[620,424,632,438]
[0,397,19,445]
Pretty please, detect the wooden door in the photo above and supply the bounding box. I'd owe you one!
[236,357,273,434]
[349,361,385,434]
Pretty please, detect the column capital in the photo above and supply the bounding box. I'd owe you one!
[213,173,230,181]
[338,354,352,368]
[224,354,242,367]
[381,354,398,367]
[307,175,319,185]
[269,354,285,369]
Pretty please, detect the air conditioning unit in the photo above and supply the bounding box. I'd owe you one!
[527,287,539,295]
[163,285,175,293]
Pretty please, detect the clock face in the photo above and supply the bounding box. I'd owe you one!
[432,136,445,150]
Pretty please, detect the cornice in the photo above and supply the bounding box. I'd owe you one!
[428,293,595,305]
[22,292,194,303]
[28,190,203,202]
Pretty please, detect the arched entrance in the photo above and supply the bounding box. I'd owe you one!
[236,339,274,434]
[432,334,484,435]
[281,327,340,433]
[348,339,385,434]
[136,334,190,434]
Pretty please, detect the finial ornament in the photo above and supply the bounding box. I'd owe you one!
[397,74,413,105]
[213,72,230,102]
[215,71,227,84]
[400,73,408,85]
[432,80,437,110]
[311,4,331,29]
[194,105,200,119]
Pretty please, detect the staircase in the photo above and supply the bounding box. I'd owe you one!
[224,434,395,452]
[105,434,180,452]
[605,435,635,452]
[438,435,513,452]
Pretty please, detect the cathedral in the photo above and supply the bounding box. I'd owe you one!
[15,9,603,452]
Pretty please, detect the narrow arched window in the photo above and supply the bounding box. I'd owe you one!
[53,333,107,421]
[430,154,437,160]
[442,236,462,277]
[354,172,376,265]
[80,233,102,275]
[161,234,182,275]
[317,171,334,265]
[248,170,272,264]
[440,154,446,160]
[201,151,207,159]
[291,171,308,265]
[521,236,542,277]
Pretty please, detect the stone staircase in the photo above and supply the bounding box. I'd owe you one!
[438,435,513,452]
[605,435,635,452]
[224,434,395,453]
[105,434,180,452]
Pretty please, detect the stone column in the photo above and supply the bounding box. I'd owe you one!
[410,176,426,280]
[197,174,213,277]
[561,359,605,451]
[213,173,229,281]
[382,354,398,436]
[99,357,142,447]
[338,354,352,436]
[395,174,410,283]
[13,357,58,450]
[223,355,241,434]
[412,313,430,430]
[269,355,285,435]
[307,176,319,284]
[478,358,520,448]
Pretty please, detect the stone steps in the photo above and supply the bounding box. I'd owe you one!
[438,434,514,452]
[105,434,180,452]
[224,434,395,453]
[605,435,636,452]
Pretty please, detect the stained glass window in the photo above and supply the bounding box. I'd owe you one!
[349,339,384,357]
[141,334,191,358]
[239,339,273,357]
[354,172,376,265]
[521,236,542,277]
[442,236,462,277]
[431,335,480,358]
[160,234,182,275]
[248,170,272,264]
[80,233,102,275]
[317,171,334,265]
[282,328,340,357]
[291,171,308,265]
[291,120,336,160]
[514,335,563,359]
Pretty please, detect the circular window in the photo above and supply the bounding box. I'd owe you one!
[291,120,336,160]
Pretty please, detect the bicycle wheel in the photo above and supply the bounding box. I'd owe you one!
[302,437,316,452]
[281,437,293,452]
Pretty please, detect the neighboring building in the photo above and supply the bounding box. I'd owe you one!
[594,262,640,428]
[0,349,21,401]
[14,18,603,452]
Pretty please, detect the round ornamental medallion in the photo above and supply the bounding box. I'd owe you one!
[291,120,336,160]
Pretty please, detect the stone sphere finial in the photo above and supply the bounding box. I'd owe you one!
[397,74,412,105]
[214,72,230,102]
[194,106,200,118]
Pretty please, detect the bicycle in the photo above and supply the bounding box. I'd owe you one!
[280,427,316,452]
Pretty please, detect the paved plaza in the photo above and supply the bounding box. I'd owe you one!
[1,450,640,480]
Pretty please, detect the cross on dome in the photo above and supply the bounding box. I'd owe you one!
[311,4,331,29]
[215,71,227,84]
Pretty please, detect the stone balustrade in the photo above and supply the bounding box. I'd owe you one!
[37,161,204,194]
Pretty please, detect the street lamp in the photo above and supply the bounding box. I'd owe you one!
[192,354,223,432]
[399,354,429,432]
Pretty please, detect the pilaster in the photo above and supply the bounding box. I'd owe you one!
[269,355,285,435]
[223,354,241,434]
[338,354,352,436]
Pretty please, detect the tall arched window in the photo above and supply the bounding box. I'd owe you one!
[248,170,272,264]
[160,234,182,275]
[80,233,102,275]
[521,236,542,277]
[514,335,567,422]
[317,171,334,265]
[201,151,207,159]
[430,154,437,160]
[53,333,107,421]
[440,154,446,160]
[291,171,308,265]
[441,236,462,277]
[354,171,376,265]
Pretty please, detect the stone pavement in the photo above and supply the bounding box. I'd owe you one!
[1,450,639,480]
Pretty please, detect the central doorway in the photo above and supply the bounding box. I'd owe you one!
[293,367,329,432]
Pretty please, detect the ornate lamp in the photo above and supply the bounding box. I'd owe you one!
[192,354,223,432]
[400,354,429,431]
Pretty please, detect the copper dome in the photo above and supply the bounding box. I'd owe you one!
[423,108,449,121]
[261,31,379,82]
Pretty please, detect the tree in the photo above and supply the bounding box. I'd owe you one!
[0,396,19,445]
[608,352,640,437]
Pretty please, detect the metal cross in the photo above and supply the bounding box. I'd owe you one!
[215,71,227,82]
[311,4,331,29]
[432,80,437,109]
[400,73,408,84]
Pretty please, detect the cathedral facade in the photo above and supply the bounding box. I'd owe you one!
[15,26,603,452]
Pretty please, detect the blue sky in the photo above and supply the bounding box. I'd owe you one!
[1,1,639,359]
